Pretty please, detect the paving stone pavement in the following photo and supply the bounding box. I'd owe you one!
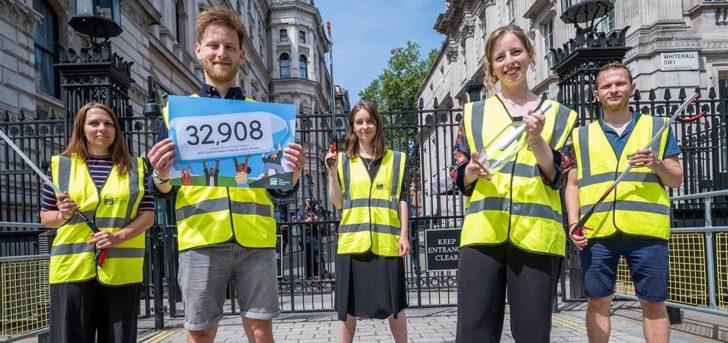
[140,305,722,343]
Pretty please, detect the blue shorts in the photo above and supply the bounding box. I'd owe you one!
[579,230,669,302]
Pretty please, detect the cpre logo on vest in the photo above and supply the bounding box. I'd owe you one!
[376,183,384,190]
[103,197,128,206]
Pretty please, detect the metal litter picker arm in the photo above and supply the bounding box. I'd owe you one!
[0,129,107,266]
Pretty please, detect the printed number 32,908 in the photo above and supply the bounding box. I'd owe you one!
[185,120,264,146]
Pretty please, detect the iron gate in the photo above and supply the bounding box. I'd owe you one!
[1,87,727,329]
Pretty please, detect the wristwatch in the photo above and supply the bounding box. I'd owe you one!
[152,171,169,184]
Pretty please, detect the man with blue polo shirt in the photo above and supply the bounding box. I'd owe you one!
[565,62,683,343]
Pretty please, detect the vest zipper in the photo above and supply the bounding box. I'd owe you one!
[367,167,375,252]
[85,162,109,276]
[226,187,237,245]
[506,152,518,241]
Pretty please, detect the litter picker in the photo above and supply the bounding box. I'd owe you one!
[0,129,108,266]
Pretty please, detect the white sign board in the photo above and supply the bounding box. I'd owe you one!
[660,51,699,71]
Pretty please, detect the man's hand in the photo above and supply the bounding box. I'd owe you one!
[568,223,589,251]
[284,143,306,184]
[147,138,177,179]
[628,148,660,169]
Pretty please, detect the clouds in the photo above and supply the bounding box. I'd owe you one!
[316,1,445,103]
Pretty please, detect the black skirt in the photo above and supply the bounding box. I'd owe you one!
[335,251,408,321]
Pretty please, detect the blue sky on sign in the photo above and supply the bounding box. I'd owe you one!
[315,0,447,104]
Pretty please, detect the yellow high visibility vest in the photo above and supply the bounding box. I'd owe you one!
[49,155,146,285]
[337,150,406,256]
[460,97,577,256]
[572,114,671,240]
[163,96,276,251]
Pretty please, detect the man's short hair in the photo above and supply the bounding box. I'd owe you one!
[195,6,245,48]
[595,61,633,88]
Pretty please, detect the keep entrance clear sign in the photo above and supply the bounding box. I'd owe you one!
[424,228,461,271]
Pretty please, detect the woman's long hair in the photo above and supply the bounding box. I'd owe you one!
[344,100,387,160]
[62,102,133,175]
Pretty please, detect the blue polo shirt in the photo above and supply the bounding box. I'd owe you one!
[599,112,681,159]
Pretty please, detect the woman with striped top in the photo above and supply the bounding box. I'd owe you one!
[40,102,154,343]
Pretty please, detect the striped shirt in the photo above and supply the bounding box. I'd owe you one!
[41,155,155,212]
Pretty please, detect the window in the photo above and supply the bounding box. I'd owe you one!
[33,0,59,98]
[174,0,184,45]
[543,18,554,71]
[280,29,288,42]
[299,55,308,79]
[598,0,616,32]
[280,53,290,78]
[506,0,514,22]
[299,30,306,44]
[719,71,728,114]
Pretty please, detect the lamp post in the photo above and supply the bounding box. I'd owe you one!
[69,0,123,41]
[466,80,484,103]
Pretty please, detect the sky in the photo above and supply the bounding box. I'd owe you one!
[314,0,447,104]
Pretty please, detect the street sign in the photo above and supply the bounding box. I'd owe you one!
[660,51,699,71]
[424,228,461,271]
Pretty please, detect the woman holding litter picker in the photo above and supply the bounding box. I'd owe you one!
[40,102,154,343]
[454,24,577,342]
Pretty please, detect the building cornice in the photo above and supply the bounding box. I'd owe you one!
[120,0,161,29]
[524,0,553,20]
[435,0,464,35]
[0,0,42,34]
[272,1,319,18]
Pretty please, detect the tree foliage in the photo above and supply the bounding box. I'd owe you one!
[359,41,438,111]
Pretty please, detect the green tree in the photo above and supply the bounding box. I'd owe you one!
[359,41,437,111]
[359,41,438,185]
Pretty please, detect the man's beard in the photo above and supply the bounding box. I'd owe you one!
[202,59,239,83]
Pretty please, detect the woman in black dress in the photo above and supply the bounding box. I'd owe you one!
[326,100,410,343]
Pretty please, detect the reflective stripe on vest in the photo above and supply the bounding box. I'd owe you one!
[337,150,406,256]
[573,114,671,239]
[49,155,146,285]
[460,98,577,256]
[163,96,276,251]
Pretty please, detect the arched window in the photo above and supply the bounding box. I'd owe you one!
[33,0,59,98]
[299,55,307,79]
[279,53,290,78]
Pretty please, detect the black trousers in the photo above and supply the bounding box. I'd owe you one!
[456,243,561,343]
[49,280,140,343]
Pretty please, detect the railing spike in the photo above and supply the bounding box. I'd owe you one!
[418,98,424,110]
[708,87,717,99]
[633,89,641,101]
[663,88,672,100]
[678,88,686,100]
[649,89,656,101]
